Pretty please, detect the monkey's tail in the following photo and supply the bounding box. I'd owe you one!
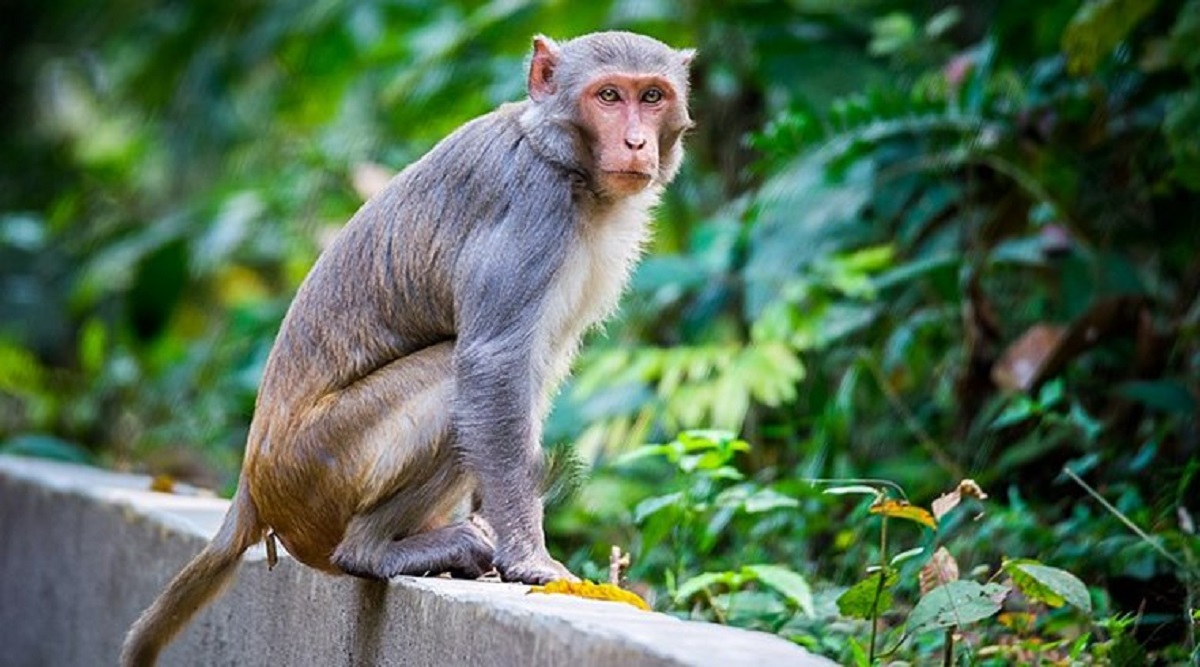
[120,476,265,667]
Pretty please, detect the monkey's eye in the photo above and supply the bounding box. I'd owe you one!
[597,87,621,104]
[641,88,664,104]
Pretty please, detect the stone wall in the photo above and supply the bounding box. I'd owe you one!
[0,455,832,666]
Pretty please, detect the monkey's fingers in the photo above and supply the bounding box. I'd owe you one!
[497,553,579,585]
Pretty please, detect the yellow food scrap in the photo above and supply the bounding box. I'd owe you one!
[149,474,176,493]
[527,580,651,611]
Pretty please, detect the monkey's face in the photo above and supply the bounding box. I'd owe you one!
[578,73,690,197]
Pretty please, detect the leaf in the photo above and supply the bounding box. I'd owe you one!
[1038,378,1065,407]
[822,485,884,498]
[930,491,961,522]
[870,498,937,529]
[674,570,743,603]
[930,493,962,524]
[931,479,989,521]
[869,12,917,56]
[997,611,1038,631]
[890,546,926,567]
[1114,380,1198,414]
[741,488,800,513]
[1062,0,1159,75]
[1164,90,1200,189]
[0,434,93,464]
[957,480,988,500]
[990,398,1036,430]
[920,547,960,594]
[847,637,871,667]
[632,492,684,524]
[743,564,815,616]
[1003,559,1093,614]
[837,569,897,619]
[907,580,1010,634]
[991,324,1065,393]
[78,318,107,375]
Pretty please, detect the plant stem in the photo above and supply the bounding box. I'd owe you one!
[702,586,728,625]
[1063,467,1192,574]
[870,517,889,662]
[942,628,954,666]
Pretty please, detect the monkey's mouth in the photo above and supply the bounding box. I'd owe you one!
[602,170,653,182]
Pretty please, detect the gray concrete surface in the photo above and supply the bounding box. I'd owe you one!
[0,455,833,666]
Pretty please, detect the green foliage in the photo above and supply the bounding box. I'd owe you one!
[617,431,798,574]
[674,563,815,617]
[906,580,1009,634]
[1003,559,1093,613]
[1062,0,1159,75]
[837,569,897,619]
[2,0,1198,662]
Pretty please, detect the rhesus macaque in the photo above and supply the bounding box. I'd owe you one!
[121,31,693,666]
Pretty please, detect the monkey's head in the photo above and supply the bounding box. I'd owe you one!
[525,31,695,199]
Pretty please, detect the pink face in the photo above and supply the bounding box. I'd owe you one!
[577,72,682,196]
[527,35,693,199]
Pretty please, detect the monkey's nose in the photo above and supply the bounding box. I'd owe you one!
[625,137,647,151]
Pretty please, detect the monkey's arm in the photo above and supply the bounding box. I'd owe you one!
[450,197,577,584]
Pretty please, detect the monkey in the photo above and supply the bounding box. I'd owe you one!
[120,31,694,666]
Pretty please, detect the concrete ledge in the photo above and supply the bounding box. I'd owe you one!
[0,455,832,666]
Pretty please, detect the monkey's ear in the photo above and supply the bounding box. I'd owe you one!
[678,48,697,67]
[529,35,560,101]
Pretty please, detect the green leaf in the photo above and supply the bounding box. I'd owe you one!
[78,318,107,375]
[674,570,743,603]
[1003,559,1093,614]
[742,488,800,513]
[1114,380,1197,414]
[1069,632,1092,660]
[1062,0,1158,75]
[991,399,1035,429]
[847,637,871,667]
[1164,90,1200,189]
[822,485,885,497]
[836,569,897,619]
[743,564,815,616]
[633,491,684,524]
[614,443,676,466]
[0,434,94,464]
[907,580,1010,634]
[890,546,926,566]
[1037,378,1065,408]
[869,12,917,56]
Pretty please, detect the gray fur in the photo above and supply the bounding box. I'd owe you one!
[120,31,692,666]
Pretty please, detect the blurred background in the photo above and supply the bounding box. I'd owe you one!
[1,0,1197,662]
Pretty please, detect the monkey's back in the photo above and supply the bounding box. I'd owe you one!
[241,102,580,568]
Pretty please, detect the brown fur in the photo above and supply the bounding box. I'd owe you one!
[121,31,692,666]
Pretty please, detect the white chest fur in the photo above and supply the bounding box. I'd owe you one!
[532,189,657,399]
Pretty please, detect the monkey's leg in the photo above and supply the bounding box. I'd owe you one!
[334,514,496,580]
[258,341,481,571]
[330,455,495,580]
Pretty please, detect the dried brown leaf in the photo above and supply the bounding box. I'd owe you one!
[920,546,960,595]
[957,479,988,501]
[931,489,961,522]
[932,479,988,521]
[992,324,1065,392]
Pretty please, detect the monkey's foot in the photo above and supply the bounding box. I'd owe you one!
[334,520,495,580]
[495,551,579,585]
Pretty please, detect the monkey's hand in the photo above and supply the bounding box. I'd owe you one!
[495,549,579,585]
